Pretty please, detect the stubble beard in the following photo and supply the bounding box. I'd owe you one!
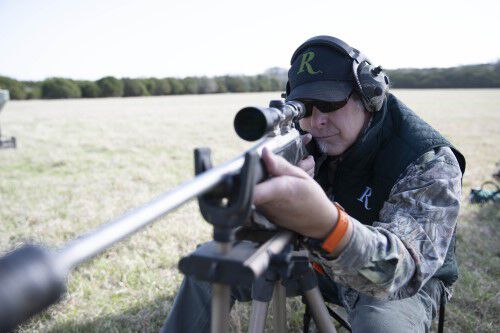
[316,140,333,155]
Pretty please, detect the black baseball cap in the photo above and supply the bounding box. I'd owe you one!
[286,44,355,102]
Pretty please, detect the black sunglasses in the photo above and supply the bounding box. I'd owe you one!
[300,93,351,117]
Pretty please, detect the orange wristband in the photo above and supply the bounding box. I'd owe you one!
[321,202,350,254]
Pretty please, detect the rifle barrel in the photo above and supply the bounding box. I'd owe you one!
[56,130,300,271]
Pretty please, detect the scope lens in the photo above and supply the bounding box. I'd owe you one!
[234,107,268,141]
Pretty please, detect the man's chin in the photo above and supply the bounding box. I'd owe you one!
[317,142,337,155]
[317,141,346,156]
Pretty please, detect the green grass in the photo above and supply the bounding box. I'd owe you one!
[0,90,499,332]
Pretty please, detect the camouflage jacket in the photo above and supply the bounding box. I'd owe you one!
[309,146,462,303]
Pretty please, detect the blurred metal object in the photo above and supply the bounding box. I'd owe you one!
[0,89,17,149]
[0,245,66,333]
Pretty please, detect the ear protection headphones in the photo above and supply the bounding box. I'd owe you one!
[286,35,390,113]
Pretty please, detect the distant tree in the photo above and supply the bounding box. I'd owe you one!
[264,67,288,81]
[153,79,172,96]
[77,81,101,98]
[253,74,283,92]
[269,77,283,91]
[24,83,42,99]
[224,75,250,92]
[0,76,27,99]
[157,78,172,95]
[214,77,228,93]
[96,76,124,97]
[494,60,500,75]
[197,76,218,94]
[167,78,185,95]
[122,78,149,97]
[490,62,500,86]
[245,76,258,92]
[41,78,81,99]
[144,78,171,96]
[182,77,199,94]
[143,79,153,95]
[18,80,42,99]
[253,75,271,91]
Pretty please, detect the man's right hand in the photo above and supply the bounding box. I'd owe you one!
[253,148,336,239]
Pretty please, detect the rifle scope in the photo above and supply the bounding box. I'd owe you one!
[234,100,305,141]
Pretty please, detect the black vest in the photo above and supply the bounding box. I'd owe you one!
[314,93,466,286]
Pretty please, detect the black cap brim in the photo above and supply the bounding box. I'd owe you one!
[286,80,352,102]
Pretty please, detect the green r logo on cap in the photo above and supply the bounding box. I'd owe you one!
[297,51,323,75]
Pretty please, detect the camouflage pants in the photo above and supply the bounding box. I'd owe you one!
[161,273,444,333]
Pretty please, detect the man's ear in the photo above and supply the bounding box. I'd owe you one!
[351,92,369,113]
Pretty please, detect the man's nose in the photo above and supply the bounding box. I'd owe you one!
[311,108,328,128]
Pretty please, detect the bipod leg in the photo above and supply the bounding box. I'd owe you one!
[248,274,275,333]
[194,148,261,333]
[272,283,287,333]
[248,243,292,333]
[212,282,231,333]
[248,282,287,333]
[248,300,269,333]
[210,241,233,333]
[294,257,337,333]
[303,287,336,333]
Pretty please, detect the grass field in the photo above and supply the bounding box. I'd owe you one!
[0,90,498,332]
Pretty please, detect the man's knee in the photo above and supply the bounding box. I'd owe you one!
[350,302,420,333]
[349,288,437,333]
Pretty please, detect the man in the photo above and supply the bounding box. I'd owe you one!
[163,35,465,332]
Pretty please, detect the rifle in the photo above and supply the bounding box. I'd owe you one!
[0,98,336,332]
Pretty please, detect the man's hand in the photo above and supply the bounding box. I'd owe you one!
[253,148,337,239]
[298,133,315,177]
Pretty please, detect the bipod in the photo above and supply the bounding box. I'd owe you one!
[178,147,336,332]
[179,147,263,333]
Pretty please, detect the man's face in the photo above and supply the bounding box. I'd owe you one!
[298,96,370,156]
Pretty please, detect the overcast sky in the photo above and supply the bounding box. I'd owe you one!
[0,0,498,81]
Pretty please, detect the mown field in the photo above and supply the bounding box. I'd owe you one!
[0,90,498,332]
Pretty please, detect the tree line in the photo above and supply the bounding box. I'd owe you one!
[0,69,286,100]
[386,62,500,88]
[1,62,499,100]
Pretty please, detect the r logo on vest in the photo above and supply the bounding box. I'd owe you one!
[357,186,372,211]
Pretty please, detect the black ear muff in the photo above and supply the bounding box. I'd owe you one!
[355,60,390,112]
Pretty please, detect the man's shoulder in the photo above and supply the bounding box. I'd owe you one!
[414,146,461,169]
[390,146,463,197]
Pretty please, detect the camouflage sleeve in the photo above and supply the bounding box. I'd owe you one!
[311,146,462,299]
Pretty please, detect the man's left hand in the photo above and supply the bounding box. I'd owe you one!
[298,134,315,177]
